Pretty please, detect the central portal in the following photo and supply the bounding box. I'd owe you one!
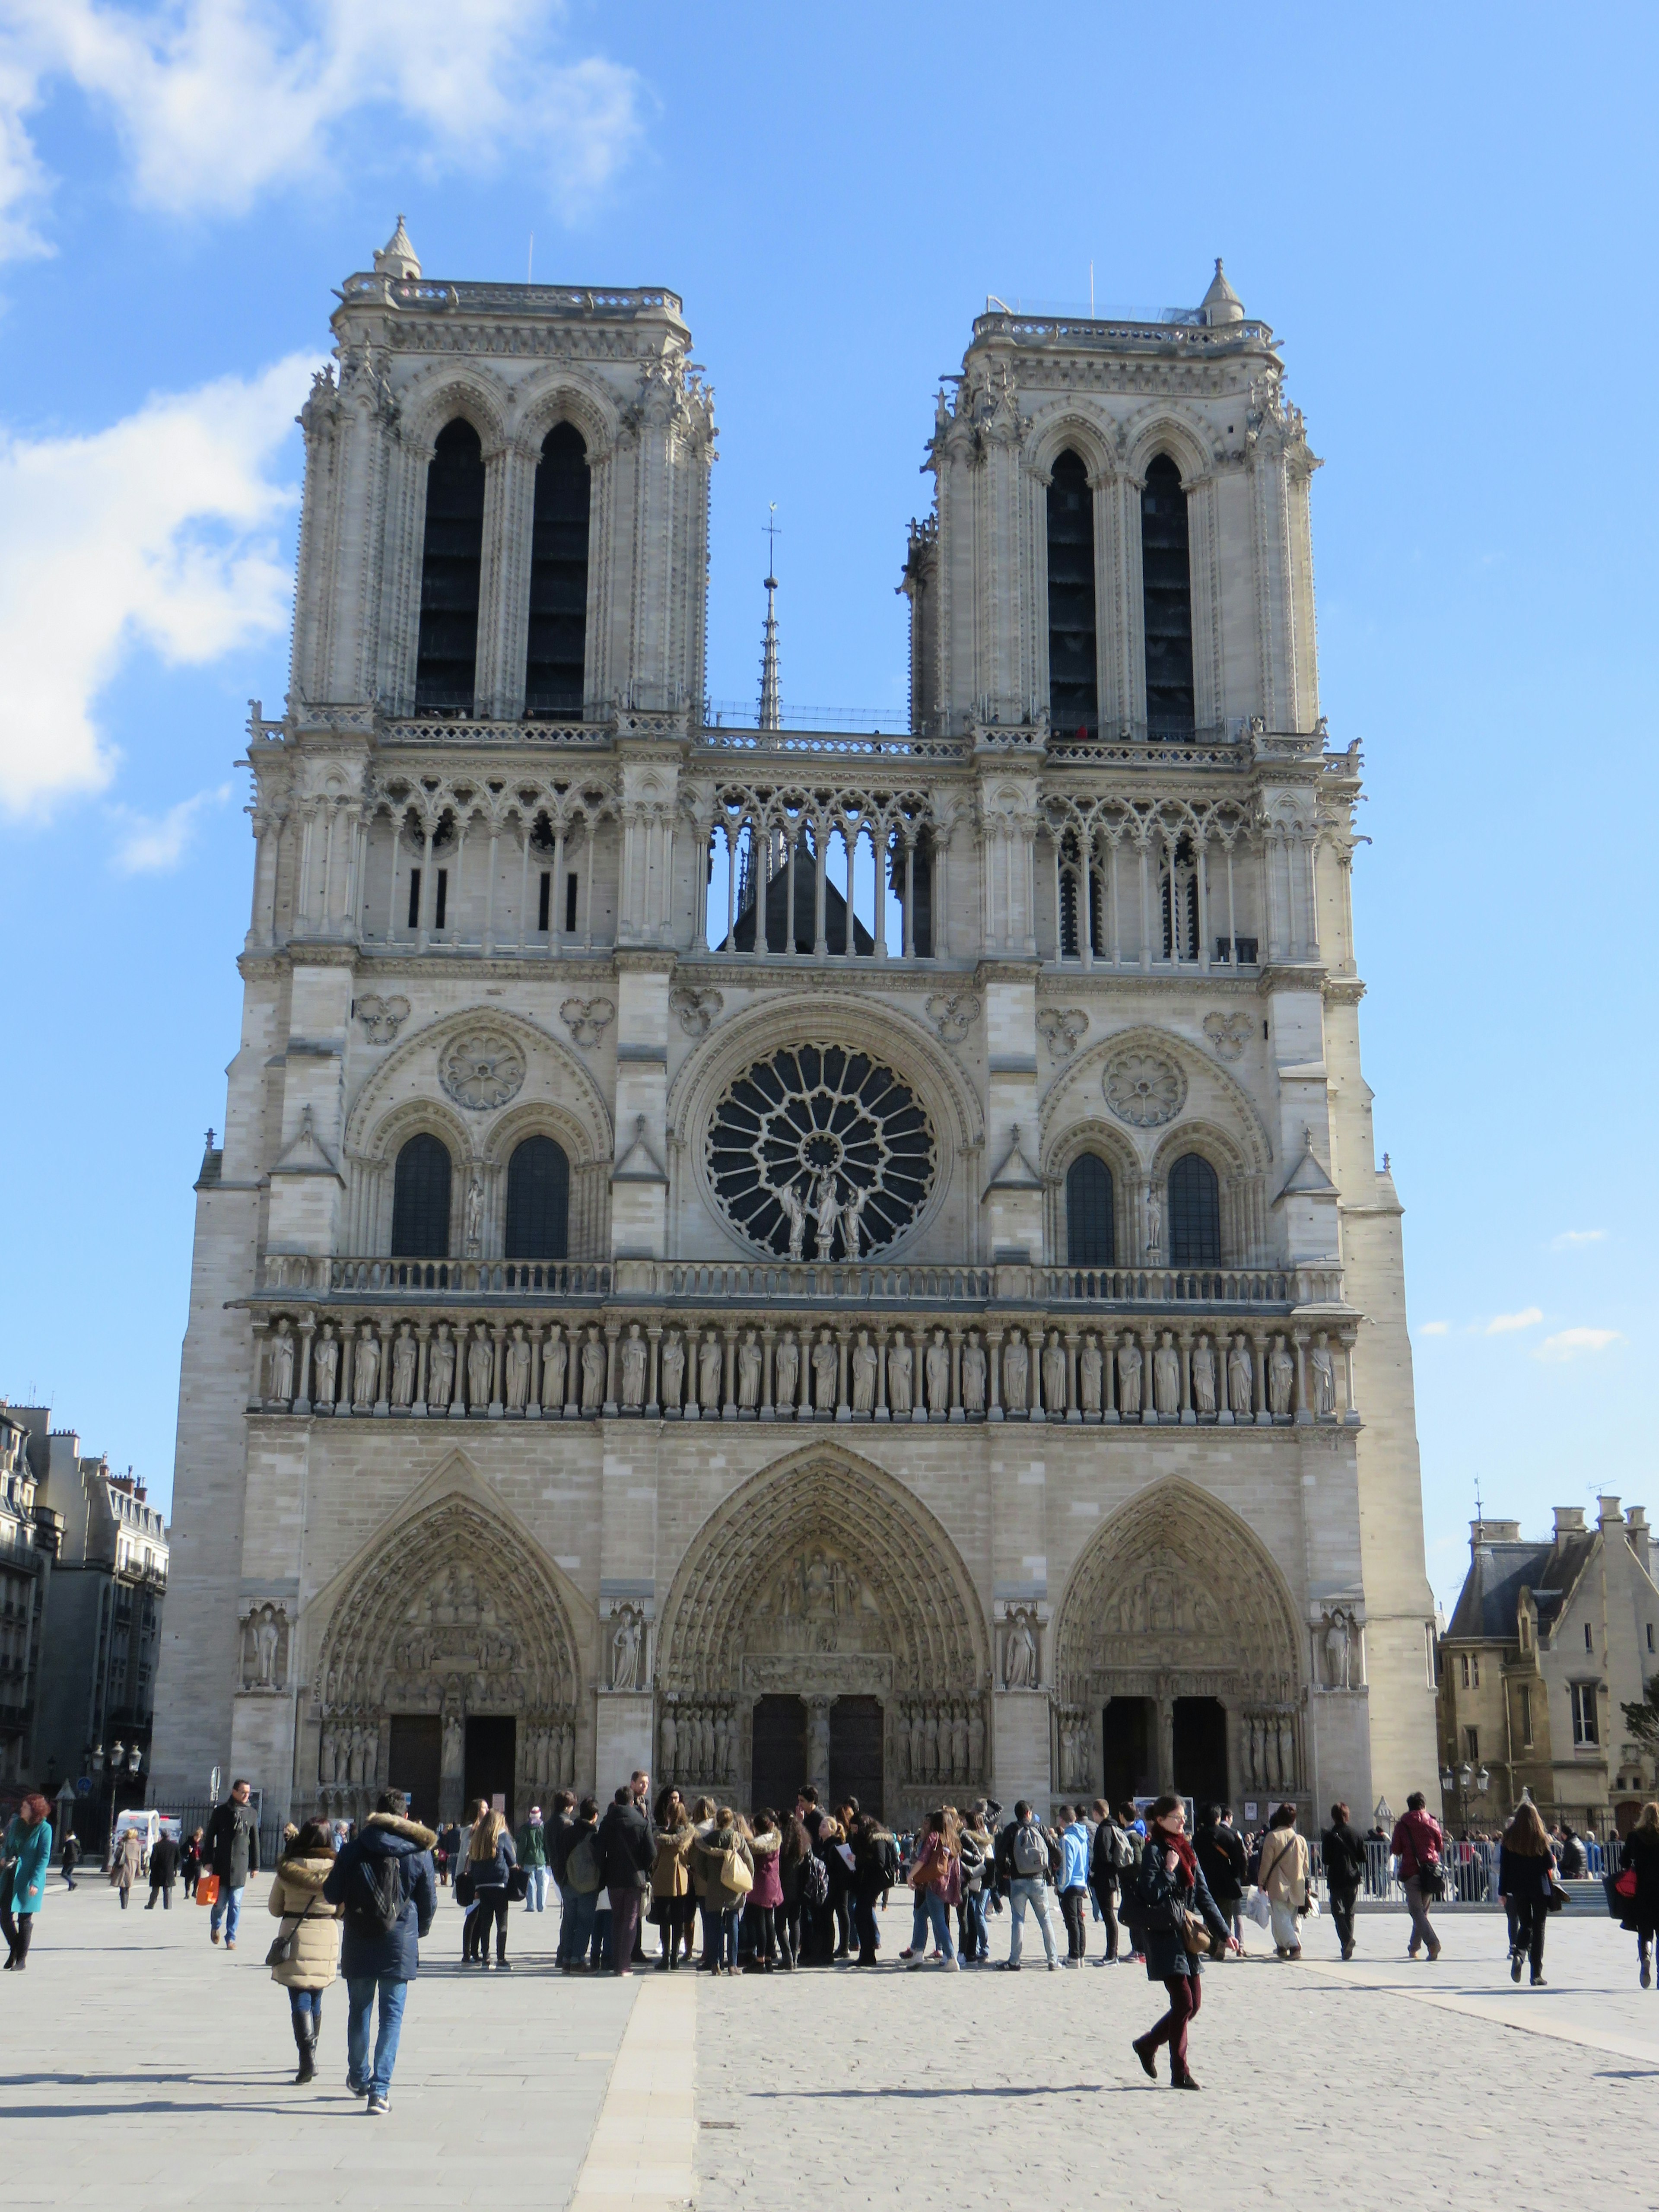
[830,1695,884,1818]
[464,1714,517,1824]
[751,1694,807,1815]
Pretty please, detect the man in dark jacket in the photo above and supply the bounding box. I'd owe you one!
[596,1786,653,1977]
[1322,1800,1367,1960]
[145,1829,180,1910]
[1194,1805,1247,1946]
[203,1780,261,1950]
[546,1790,581,1966]
[322,1788,437,2114]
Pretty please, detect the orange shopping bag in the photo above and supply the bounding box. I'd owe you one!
[196,1871,220,1907]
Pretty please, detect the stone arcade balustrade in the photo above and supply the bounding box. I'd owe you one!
[246,1255,1360,1427]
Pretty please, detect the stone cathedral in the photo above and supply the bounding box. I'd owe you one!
[152,225,1439,1834]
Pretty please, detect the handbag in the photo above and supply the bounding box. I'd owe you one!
[454,1867,476,1908]
[1179,1907,1211,1956]
[1615,1866,1638,1899]
[264,1895,320,1967]
[719,1845,753,1896]
[1417,1856,1444,1902]
[196,1871,220,1908]
[1604,1871,1633,1919]
[1546,1876,1570,1914]
[507,1864,530,1903]
[1243,1888,1273,1929]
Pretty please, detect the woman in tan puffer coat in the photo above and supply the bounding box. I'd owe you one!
[267,1820,345,2083]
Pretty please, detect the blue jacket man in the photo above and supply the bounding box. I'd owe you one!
[322,1791,437,2113]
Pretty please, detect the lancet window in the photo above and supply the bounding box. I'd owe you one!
[1141,452,1195,736]
[1046,798,1251,973]
[1047,448,1098,737]
[505,1136,570,1260]
[414,420,486,713]
[1065,1154,1115,1267]
[701,788,939,960]
[391,1134,452,1257]
[1168,1152,1221,1268]
[524,424,591,718]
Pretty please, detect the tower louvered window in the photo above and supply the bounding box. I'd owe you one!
[391,1134,453,1256]
[505,1136,570,1260]
[1065,1154,1115,1266]
[1047,449,1098,736]
[1168,1152,1220,1267]
[1141,452,1195,735]
[415,420,486,712]
[524,423,591,716]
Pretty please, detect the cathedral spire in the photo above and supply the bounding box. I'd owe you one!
[374,214,421,281]
[757,505,781,731]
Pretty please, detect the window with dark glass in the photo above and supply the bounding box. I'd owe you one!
[1160,834,1198,960]
[1141,452,1195,735]
[1047,448,1098,736]
[391,1133,452,1256]
[1167,1152,1220,1267]
[524,423,591,716]
[505,1136,570,1259]
[1065,1154,1115,1266]
[414,419,486,712]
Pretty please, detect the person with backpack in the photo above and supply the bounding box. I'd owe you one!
[555,1797,603,1971]
[465,1807,517,1970]
[1389,1791,1445,1962]
[997,1801,1059,1970]
[266,1819,345,2084]
[1056,1806,1091,1965]
[957,1808,992,1964]
[1321,1801,1367,1961]
[597,1784,655,1976]
[692,1805,754,1975]
[1089,1798,1134,1963]
[321,1786,437,2116]
[849,1810,898,1967]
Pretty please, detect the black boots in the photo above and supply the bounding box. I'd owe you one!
[293,2014,317,2085]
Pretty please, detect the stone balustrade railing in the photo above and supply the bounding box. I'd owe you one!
[248,1296,1362,1428]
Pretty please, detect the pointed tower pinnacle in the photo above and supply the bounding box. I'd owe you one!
[757,507,782,731]
[374,215,421,281]
[1200,256,1244,326]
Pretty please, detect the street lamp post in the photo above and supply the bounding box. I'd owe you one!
[1440,1761,1490,1837]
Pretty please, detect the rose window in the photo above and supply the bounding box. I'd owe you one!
[1103,1047,1186,1129]
[706,1046,935,1260]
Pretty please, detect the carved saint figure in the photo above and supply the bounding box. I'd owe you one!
[925,1329,950,1414]
[777,1176,808,1262]
[951,1704,968,1778]
[1323,1608,1354,1691]
[1079,1336,1103,1415]
[1153,1331,1182,1417]
[464,1173,484,1254]
[467,1324,495,1409]
[695,1332,721,1410]
[908,1703,924,1779]
[1003,1330,1029,1413]
[424,1323,454,1411]
[442,1711,464,1774]
[887,1332,913,1414]
[737,1330,762,1409]
[961,1335,987,1415]
[255,1608,280,1686]
[268,1321,295,1405]
[1311,1332,1337,1418]
[811,1331,838,1411]
[1004,1611,1037,1689]
[353,1329,380,1409]
[505,1325,531,1411]
[1042,1331,1068,1417]
[312,1324,339,1408]
[812,1170,842,1260]
[851,1331,877,1413]
[391,1324,418,1408]
[842,1180,869,1260]
[1268,1334,1295,1417]
[543,1327,568,1412]
[773,1331,799,1411]
[582,1327,607,1411]
[808,1699,831,1783]
[620,1324,648,1409]
[1191,1334,1217,1416]
[1144,1181,1163,1258]
[1116,1333,1143,1417]
[319,1727,337,1785]
[1227,1332,1253,1417]
[660,1331,685,1411]
[659,1703,678,1773]
[924,1708,940,1777]
[610,1607,642,1691]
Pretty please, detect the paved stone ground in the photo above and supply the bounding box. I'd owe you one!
[10,1881,1659,2209]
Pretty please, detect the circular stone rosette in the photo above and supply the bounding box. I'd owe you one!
[706,1044,935,1260]
[1103,1046,1186,1128]
[439,1028,527,1112]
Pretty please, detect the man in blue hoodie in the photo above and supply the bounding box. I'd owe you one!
[322,1788,437,2115]
[1056,1806,1092,1965]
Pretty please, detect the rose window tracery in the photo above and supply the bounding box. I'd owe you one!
[706,1045,935,1260]
[1103,1046,1186,1128]
[439,1027,526,1111]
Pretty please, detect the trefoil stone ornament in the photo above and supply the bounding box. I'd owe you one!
[439,1027,526,1111]
[670,985,723,1038]
[925,991,980,1046]
[356,994,410,1044]
[1036,1007,1088,1059]
[559,996,616,1050]
[1202,1011,1252,1063]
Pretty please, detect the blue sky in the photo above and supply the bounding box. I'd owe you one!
[0,2,1652,1611]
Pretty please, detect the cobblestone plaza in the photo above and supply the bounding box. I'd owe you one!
[6,1884,1656,2209]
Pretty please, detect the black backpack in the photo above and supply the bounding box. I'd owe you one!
[346,1848,406,1938]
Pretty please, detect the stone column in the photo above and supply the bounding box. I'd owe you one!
[760,1323,775,1419]
[722,1323,738,1419]
[874,1324,890,1421]
[647,1323,662,1418]
[604,1322,621,1418]
[988,1327,1004,1421]
[490,1322,506,1418]
[949,1326,965,1424]
[294,1318,316,1417]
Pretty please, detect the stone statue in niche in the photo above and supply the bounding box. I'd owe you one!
[543,1325,568,1411]
[582,1327,606,1411]
[1144,1182,1163,1258]
[811,1331,837,1411]
[1268,1335,1295,1417]
[851,1332,877,1413]
[609,1605,644,1692]
[961,1335,987,1415]
[925,1329,950,1414]
[620,1325,648,1409]
[842,1180,870,1259]
[907,1703,924,1777]
[773,1331,799,1410]
[776,1176,809,1261]
[1153,1332,1182,1417]
[505,1325,531,1411]
[811,1171,842,1261]
[1003,1609,1039,1689]
[442,1711,464,1774]
[1311,1332,1337,1417]
[1191,1334,1217,1416]
[268,1321,295,1405]
[1227,1333,1253,1417]
[1322,1608,1356,1691]
[353,1329,380,1409]
[1003,1330,1028,1412]
[698,1332,723,1409]
[737,1330,762,1409]
[887,1333,913,1414]
[1116,1334,1143,1417]
[312,1324,339,1409]
[467,1324,494,1409]
[808,1699,831,1783]
[464,1174,484,1256]
[426,1323,455,1411]
[659,1703,678,1772]
[1042,1331,1067,1416]
[391,1323,418,1408]
[1079,1336,1103,1415]
[660,1330,685,1410]
[969,1703,984,1774]
[241,1603,285,1690]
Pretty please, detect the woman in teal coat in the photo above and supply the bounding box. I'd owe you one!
[3,1793,54,1970]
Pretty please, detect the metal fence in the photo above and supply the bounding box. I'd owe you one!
[1306,1837,1608,1909]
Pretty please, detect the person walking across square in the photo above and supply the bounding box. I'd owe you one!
[322,1787,437,2117]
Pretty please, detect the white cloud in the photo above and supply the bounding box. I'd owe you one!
[1485,1307,1543,1335]
[0,0,644,256]
[1533,1328,1624,1363]
[0,354,314,813]
[1551,1229,1606,1249]
[111,780,231,872]
[1418,1321,1449,1337]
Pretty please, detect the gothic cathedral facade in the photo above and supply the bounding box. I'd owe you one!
[152,227,1438,1832]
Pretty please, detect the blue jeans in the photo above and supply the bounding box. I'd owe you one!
[716,1904,743,1968]
[1008,1877,1056,1964]
[209,1885,244,1943]
[289,1987,323,2028]
[562,1888,596,1964]
[346,1974,408,2099]
[909,1890,955,1961]
[525,1866,549,1911]
[962,1888,988,1959]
